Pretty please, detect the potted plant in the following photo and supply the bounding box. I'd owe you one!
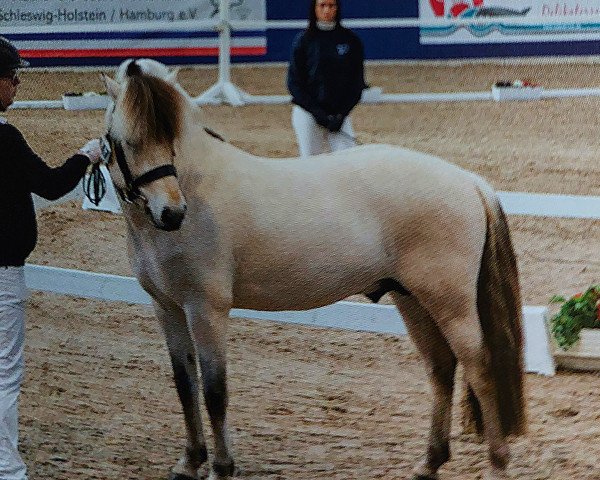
[549,285,600,371]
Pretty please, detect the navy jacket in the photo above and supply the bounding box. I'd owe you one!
[0,120,89,266]
[287,25,366,122]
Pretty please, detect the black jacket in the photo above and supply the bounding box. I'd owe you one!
[0,120,89,266]
[287,25,366,124]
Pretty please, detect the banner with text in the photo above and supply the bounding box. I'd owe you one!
[420,0,600,43]
[2,0,266,59]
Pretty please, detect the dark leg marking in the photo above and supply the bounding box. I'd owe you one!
[187,445,208,466]
[490,448,509,470]
[427,442,450,470]
[365,278,411,303]
[199,360,228,419]
[171,357,206,466]
[213,460,236,477]
[168,474,198,480]
[172,358,196,415]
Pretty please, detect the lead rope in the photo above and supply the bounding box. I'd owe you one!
[83,137,111,206]
[83,163,107,206]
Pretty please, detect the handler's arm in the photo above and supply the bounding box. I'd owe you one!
[340,35,367,118]
[8,125,90,200]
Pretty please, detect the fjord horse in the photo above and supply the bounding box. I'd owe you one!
[100,60,525,480]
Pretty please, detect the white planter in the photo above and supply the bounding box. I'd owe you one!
[491,85,543,102]
[63,93,110,110]
[553,328,600,371]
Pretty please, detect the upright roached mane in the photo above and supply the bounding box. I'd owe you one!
[101,58,526,480]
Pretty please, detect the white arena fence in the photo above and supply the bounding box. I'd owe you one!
[24,263,554,377]
[11,2,600,108]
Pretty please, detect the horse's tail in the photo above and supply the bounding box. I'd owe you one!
[463,182,527,438]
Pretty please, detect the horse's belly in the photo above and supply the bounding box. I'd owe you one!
[231,219,393,310]
[232,262,385,311]
[233,283,360,311]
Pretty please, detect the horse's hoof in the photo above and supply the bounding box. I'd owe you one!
[207,464,240,479]
[168,473,198,480]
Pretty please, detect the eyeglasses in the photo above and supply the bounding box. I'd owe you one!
[0,71,19,86]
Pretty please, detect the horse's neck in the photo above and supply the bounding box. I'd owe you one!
[183,96,206,125]
[177,111,246,176]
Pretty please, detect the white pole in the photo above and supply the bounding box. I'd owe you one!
[196,0,247,105]
[218,0,232,85]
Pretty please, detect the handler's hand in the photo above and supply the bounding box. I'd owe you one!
[78,138,102,164]
[312,109,330,129]
[327,114,344,133]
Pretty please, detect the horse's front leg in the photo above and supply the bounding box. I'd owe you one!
[154,301,208,480]
[185,300,235,480]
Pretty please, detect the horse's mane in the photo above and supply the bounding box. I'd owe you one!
[122,71,184,146]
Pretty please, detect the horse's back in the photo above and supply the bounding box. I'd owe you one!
[272,143,486,214]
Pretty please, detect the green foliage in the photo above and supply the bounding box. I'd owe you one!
[549,285,600,350]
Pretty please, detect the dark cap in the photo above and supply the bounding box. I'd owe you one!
[0,37,29,75]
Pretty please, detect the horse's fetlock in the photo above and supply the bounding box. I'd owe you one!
[212,460,235,478]
[187,445,208,467]
[427,441,450,467]
[490,444,510,469]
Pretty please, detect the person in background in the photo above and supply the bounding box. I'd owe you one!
[0,36,101,480]
[287,0,367,157]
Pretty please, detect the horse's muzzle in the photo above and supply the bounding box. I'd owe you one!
[158,205,187,231]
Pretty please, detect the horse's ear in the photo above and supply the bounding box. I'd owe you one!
[166,67,180,84]
[101,73,121,100]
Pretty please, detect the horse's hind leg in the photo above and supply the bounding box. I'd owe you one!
[417,295,510,480]
[185,301,235,480]
[154,302,207,480]
[392,293,456,480]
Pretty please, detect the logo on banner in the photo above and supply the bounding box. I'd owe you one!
[428,0,531,18]
[210,0,252,19]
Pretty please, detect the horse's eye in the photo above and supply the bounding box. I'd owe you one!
[125,140,138,150]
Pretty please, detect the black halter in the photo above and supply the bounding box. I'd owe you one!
[86,126,223,208]
[103,134,178,204]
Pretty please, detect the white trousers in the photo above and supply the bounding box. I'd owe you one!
[0,267,27,480]
[291,105,356,157]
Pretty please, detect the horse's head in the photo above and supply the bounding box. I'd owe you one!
[101,60,187,231]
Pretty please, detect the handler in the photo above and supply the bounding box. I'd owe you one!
[0,36,101,479]
[287,0,367,156]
